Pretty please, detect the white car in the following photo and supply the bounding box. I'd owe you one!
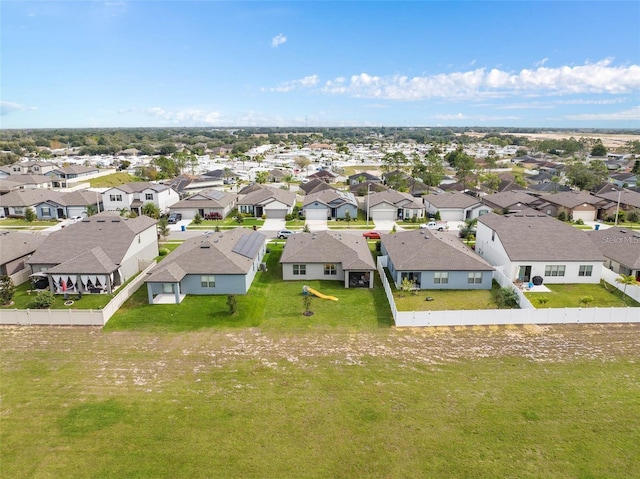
[69,215,84,223]
[277,229,295,239]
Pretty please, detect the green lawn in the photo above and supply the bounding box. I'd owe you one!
[106,243,393,332]
[392,279,501,311]
[1,282,114,310]
[88,172,139,188]
[525,283,639,308]
[0,218,58,228]
[2,326,639,479]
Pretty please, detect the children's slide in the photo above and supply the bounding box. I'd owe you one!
[304,286,339,301]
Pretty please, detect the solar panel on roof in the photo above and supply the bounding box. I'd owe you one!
[205,190,227,200]
[231,232,263,259]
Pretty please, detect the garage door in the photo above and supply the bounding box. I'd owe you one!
[305,208,328,220]
[572,210,595,222]
[372,209,396,221]
[265,209,287,219]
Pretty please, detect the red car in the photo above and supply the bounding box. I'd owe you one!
[363,231,381,239]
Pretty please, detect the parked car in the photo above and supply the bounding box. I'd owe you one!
[69,215,84,223]
[362,231,381,239]
[168,213,183,224]
[419,221,448,231]
[277,229,295,239]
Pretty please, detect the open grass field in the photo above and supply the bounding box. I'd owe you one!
[1,324,639,478]
[88,172,139,188]
[525,283,640,308]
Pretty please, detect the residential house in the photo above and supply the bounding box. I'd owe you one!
[593,188,640,220]
[236,184,296,219]
[382,169,430,196]
[145,228,267,304]
[609,172,637,188]
[7,161,56,176]
[169,189,237,220]
[0,231,45,279]
[481,190,537,214]
[303,190,358,221]
[45,165,100,187]
[280,231,375,288]
[267,168,291,183]
[0,174,54,191]
[475,210,603,284]
[366,189,425,222]
[102,182,179,215]
[0,189,62,219]
[423,191,489,221]
[380,229,494,290]
[26,212,158,294]
[586,227,640,281]
[348,172,382,186]
[529,190,599,221]
[298,178,337,195]
[306,169,338,183]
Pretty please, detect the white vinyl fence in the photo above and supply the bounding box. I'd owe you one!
[601,268,640,303]
[0,261,155,326]
[376,258,640,327]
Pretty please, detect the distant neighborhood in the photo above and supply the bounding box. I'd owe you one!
[1,128,639,324]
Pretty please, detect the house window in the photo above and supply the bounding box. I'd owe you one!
[491,231,495,241]
[145,193,153,200]
[14,207,24,215]
[324,264,337,276]
[434,272,449,284]
[41,207,51,217]
[468,272,482,284]
[110,194,122,202]
[578,265,593,277]
[544,265,566,277]
[293,264,306,275]
[162,283,174,294]
[200,275,215,288]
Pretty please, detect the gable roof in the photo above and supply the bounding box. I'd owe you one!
[586,227,640,269]
[534,190,600,209]
[0,189,64,207]
[302,189,357,208]
[145,229,266,281]
[27,211,157,268]
[481,190,537,210]
[299,179,339,195]
[0,231,45,265]
[171,189,236,209]
[368,189,424,210]
[595,189,640,209]
[238,185,296,207]
[381,229,493,271]
[423,191,481,209]
[105,181,172,195]
[279,231,375,271]
[477,211,603,262]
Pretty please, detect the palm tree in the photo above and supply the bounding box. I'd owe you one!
[615,274,639,303]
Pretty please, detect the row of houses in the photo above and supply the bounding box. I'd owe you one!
[2,208,638,310]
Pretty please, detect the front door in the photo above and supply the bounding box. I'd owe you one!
[518,265,532,282]
[57,208,65,219]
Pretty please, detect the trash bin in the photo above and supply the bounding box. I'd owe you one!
[181,225,186,231]
[595,224,600,230]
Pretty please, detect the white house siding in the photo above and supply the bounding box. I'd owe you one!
[370,205,396,221]
[153,189,180,213]
[305,208,329,220]
[504,261,602,284]
[282,263,345,282]
[119,227,159,280]
[263,200,291,219]
[102,189,133,212]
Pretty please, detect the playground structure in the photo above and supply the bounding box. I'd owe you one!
[302,285,338,301]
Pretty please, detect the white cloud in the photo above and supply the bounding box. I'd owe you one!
[270,75,319,92]
[0,101,37,116]
[432,113,469,120]
[566,105,640,121]
[144,107,222,125]
[313,59,640,101]
[534,58,549,67]
[271,33,286,48]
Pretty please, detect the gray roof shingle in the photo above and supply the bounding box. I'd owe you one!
[279,231,375,270]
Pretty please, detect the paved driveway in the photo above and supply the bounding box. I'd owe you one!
[372,220,397,232]
[305,219,327,231]
[260,218,287,232]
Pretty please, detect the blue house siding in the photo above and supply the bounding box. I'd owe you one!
[335,204,358,219]
[386,257,492,290]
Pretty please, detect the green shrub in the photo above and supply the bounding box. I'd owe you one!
[574,218,584,225]
[158,248,170,256]
[31,290,55,309]
[193,213,202,225]
[493,287,519,309]
[0,275,16,305]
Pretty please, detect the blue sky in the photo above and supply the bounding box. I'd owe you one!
[1,1,639,129]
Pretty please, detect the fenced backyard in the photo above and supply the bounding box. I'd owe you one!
[377,257,640,327]
[0,261,156,326]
